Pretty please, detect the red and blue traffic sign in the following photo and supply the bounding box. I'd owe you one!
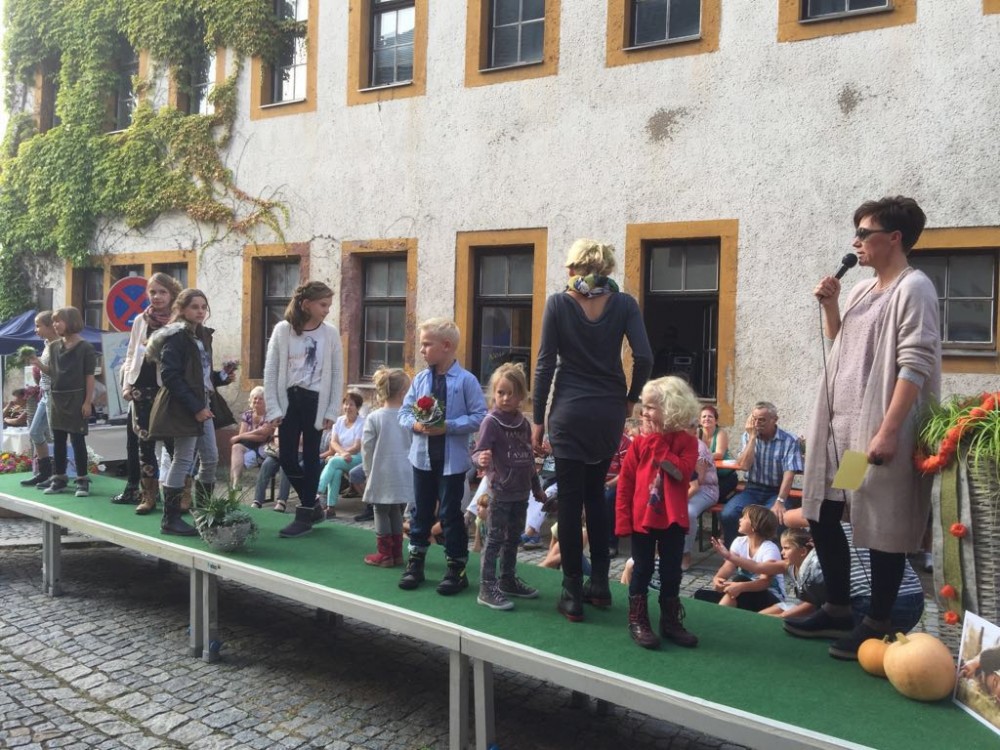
[105,277,149,331]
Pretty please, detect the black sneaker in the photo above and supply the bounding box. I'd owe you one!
[43,476,69,495]
[436,560,469,596]
[498,576,539,599]
[829,618,893,661]
[783,608,855,639]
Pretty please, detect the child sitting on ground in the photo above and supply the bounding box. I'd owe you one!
[695,504,784,611]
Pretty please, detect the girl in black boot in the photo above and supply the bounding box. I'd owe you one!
[146,289,235,536]
[615,376,701,649]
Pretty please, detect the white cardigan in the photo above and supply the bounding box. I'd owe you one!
[263,320,343,430]
[120,316,150,390]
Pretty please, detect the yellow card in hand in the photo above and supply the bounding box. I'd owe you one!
[832,450,869,491]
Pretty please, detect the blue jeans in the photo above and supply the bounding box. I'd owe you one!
[165,418,218,488]
[254,455,291,504]
[852,592,924,633]
[409,461,468,562]
[721,482,780,546]
[28,394,52,446]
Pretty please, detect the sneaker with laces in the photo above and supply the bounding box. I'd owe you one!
[498,576,539,599]
[43,476,69,495]
[74,478,90,498]
[783,607,855,639]
[828,617,893,660]
[477,584,514,611]
[519,533,542,549]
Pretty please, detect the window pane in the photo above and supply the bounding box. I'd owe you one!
[669,0,701,39]
[650,246,683,291]
[807,0,846,17]
[86,272,103,301]
[495,0,520,26]
[634,0,668,46]
[520,20,544,63]
[374,10,398,48]
[948,255,995,299]
[366,261,389,297]
[685,249,718,291]
[914,256,946,297]
[850,0,888,10]
[387,305,405,339]
[396,43,414,82]
[385,343,404,369]
[508,254,533,295]
[397,7,416,40]
[480,256,508,296]
[523,0,545,21]
[492,25,520,67]
[388,259,408,297]
[373,48,396,86]
[947,300,993,343]
[371,306,389,340]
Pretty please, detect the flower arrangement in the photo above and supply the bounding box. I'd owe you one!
[0,451,33,473]
[5,344,37,373]
[192,485,258,552]
[413,394,444,426]
[914,391,1000,475]
[87,447,106,475]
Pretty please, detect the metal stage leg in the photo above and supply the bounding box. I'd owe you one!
[189,569,204,658]
[472,657,496,750]
[449,651,470,750]
[201,571,219,663]
[41,521,62,597]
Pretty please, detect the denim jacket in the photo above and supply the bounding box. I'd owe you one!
[399,361,487,475]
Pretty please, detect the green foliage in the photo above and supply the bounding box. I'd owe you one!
[192,484,256,530]
[918,393,1000,475]
[0,0,289,317]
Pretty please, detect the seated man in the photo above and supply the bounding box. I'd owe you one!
[720,401,803,546]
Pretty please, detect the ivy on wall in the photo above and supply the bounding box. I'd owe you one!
[0,0,294,319]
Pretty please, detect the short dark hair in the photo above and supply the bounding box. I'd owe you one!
[53,306,84,334]
[853,196,926,253]
[343,390,364,410]
[742,504,778,540]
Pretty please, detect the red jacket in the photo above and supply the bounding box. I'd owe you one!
[615,430,699,536]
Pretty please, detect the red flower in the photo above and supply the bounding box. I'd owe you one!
[943,611,960,626]
[950,522,968,538]
[939,437,958,456]
[415,396,434,411]
[939,584,957,599]
[983,395,997,412]
[969,407,987,419]
[921,455,943,473]
[945,426,962,442]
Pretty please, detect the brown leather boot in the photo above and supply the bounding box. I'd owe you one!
[628,594,661,649]
[659,595,699,648]
[135,477,159,515]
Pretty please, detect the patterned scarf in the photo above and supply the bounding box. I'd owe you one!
[142,305,172,332]
[567,274,619,298]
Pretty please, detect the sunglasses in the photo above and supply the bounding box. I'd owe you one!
[855,227,893,241]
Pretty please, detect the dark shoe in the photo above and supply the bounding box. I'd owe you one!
[43,475,69,494]
[558,574,584,622]
[659,595,698,648]
[477,582,514,611]
[312,504,326,524]
[784,607,855,639]
[829,617,893,661]
[583,576,612,608]
[279,506,315,538]
[353,505,375,522]
[22,457,53,487]
[628,595,661,649]
[660,459,684,482]
[436,559,469,596]
[160,486,197,536]
[399,550,426,590]
[340,486,360,499]
[498,576,539,599]
[73,477,91,498]
[110,482,140,504]
[135,477,159,515]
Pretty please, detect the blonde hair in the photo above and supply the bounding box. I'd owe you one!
[780,528,813,550]
[147,272,183,301]
[249,385,265,402]
[641,376,701,432]
[565,238,617,276]
[489,362,528,400]
[418,317,460,347]
[372,367,410,406]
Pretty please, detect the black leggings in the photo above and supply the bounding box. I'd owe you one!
[554,457,611,578]
[53,429,88,478]
[629,525,685,599]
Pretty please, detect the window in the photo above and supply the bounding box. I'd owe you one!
[189,48,218,115]
[262,261,300,360]
[490,0,545,68]
[646,241,720,398]
[362,257,408,376]
[630,0,701,46]
[474,250,534,383]
[152,263,189,288]
[82,269,105,330]
[465,1,560,87]
[371,1,416,87]
[606,1,719,68]
[778,0,915,43]
[250,0,317,118]
[242,243,309,380]
[624,219,738,424]
[112,45,139,131]
[34,57,61,133]
[801,0,889,21]
[911,252,997,350]
[348,1,427,105]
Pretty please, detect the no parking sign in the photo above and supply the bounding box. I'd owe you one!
[105,277,148,331]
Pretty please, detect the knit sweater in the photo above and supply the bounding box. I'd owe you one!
[263,320,343,430]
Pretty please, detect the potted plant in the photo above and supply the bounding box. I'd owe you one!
[915,391,1000,650]
[192,485,258,553]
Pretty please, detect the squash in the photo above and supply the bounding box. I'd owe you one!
[858,637,890,678]
[883,632,956,701]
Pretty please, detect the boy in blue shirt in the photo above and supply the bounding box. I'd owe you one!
[399,318,487,595]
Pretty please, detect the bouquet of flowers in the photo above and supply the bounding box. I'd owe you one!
[413,394,444,426]
[0,451,33,473]
[6,344,37,373]
[87,447,107,475]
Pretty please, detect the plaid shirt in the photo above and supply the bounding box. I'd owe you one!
[740,426,803,488]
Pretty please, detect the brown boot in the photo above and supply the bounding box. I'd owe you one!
[628,594,661,649]
[364,535,395,567]
[659,595,698,648]
[135,477,160,515]
[180,476,193,512]
[390,534,404,566]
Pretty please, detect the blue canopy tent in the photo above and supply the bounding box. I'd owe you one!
[0,310,107,356]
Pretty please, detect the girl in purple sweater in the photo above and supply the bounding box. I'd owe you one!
[473,363,546,611]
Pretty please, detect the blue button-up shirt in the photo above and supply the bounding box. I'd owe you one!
[740,426,804,488]
[399,361,487,476]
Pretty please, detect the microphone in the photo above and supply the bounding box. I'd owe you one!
[834,253,858,280]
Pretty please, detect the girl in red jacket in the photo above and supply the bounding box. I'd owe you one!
[616,375,701,650]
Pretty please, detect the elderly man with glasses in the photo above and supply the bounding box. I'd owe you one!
[719,401,803,546]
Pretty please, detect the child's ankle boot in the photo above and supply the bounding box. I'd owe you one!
[398,549,426,590]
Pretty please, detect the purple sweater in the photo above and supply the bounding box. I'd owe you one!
[473,409,542,502]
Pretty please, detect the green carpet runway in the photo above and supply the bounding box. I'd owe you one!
[2,473,995,750]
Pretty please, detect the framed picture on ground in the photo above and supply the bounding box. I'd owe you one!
[955,612,1000,737]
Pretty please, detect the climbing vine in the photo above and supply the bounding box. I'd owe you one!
[0,0,295,319]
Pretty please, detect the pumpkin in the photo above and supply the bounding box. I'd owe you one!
[883,632,956,701]
[858,637,890,678]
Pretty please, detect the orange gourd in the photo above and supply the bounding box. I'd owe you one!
[857,637,890,678]
[883,632,956,701]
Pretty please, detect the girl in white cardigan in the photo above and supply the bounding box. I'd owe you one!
[263,281,343,538]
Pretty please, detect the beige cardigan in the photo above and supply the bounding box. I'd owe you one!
[803,269,941,552]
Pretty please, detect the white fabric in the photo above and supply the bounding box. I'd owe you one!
[361,406,414,506]
[263,320,343,430]
[286,327,326,391]
[731,535,785,600]
[121,316,149,388]
[334,414,365,449]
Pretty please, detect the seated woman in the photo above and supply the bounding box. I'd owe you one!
[683,424,719,571]
[230,386,273,487]
[316,391,365,518]
[3,388,28,427]
[252,451,291,510]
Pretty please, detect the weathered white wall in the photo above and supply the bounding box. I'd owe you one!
[70,2,1000,433]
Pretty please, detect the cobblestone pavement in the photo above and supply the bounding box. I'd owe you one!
[0,485,937,750]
